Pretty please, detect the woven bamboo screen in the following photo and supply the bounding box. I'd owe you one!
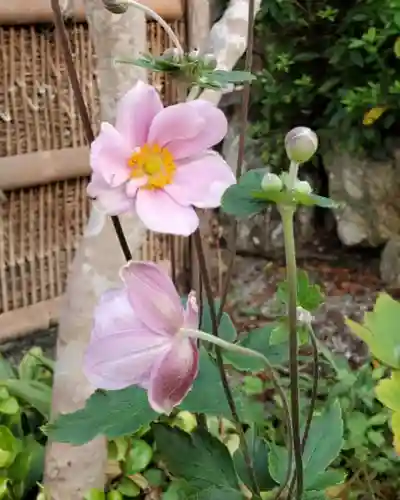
[0,17,188,339]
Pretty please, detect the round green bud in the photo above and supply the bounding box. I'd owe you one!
[161,47,181,62]
[102,0,128,14]
[285,126,318,163]
[202,53,218,70]
[188,48,200,62]
[294,180,313,195]
[261,172,283,192]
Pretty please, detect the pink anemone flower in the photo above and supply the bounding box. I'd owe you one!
[87,81,236,236]
[84,260,200,414]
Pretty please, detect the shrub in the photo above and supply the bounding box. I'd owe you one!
[251,0,400,169]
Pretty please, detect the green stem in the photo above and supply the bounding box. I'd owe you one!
[280,206,303,500]
[185,330,291,430]
[184,328,293,500]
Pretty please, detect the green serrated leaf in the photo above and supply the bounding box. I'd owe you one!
[277,270,324,312]
[223,325,288,371]
[153,424,240,491]
[49,348,234,444]
[180,349,233,417]
[293,192,340,209]
[346,292,400,368]
[201,299,237,342]
[303,401,344,487]
[48,387,157,444]
[233,427,276,492]
[221,169,266,217]
[375,371,400,411]
[269,401,343,488]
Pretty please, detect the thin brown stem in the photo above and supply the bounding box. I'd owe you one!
[51,0,132,262]
[169,236,177,285]
[301,329,319,451]
[192,230,260,496]
[217,0,256,322]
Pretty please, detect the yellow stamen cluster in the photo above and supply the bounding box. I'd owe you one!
[128,143,176,189]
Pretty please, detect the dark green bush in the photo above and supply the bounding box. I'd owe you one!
[251,0,400,169]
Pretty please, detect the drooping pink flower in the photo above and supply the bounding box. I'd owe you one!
[84,261,200,414]
[87,81,235,236]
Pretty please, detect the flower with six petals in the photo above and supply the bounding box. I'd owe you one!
[84,260,200,414]
[87,81,235,236]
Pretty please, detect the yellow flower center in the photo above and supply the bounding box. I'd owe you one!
[127,143,176,189]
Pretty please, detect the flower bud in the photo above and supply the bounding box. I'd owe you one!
[285,126,318,164]
[161,47,181,61]
[102,0,128,14]
[296,306,313,327]
[294,180,313,195]
[188,48,200,61]
[202,53,218,70]
[261,172,283,192]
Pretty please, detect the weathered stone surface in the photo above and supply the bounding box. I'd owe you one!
[380,237,400,287]
[324,151,400,247]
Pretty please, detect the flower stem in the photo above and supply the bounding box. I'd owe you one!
[51,0,132,262]
[280,205,303,500]
[192,231,260,495]
[185,327,293,500]
[287,161,299,191]
[122,0,184,53]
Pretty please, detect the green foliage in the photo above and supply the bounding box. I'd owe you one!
[253,0,400,168]
[48,349,235,444]
[268,401,344,489]
[200,299,237,342]
[347,292,400,368]
[153,424,242,496]
[222,325,289,371]
[118,52,255,91]
[221,167,338,218]
[233,427,276,492]
[277,269,324,313]
[0,349,52,499]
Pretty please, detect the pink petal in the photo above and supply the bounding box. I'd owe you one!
[164,151,236,208]
[184,291,199,329]
[115,81,164,149]
[126,177,148,197]
[90,123,131,187]
[135,189,199,236]
[87,172,133,215]
[166,100,228,160]
[148,338,199,413]
[84,329,171,391]
[121,261,184,336]
[91,288,136,340]
[84,286,171,389]
[147,102,204,150]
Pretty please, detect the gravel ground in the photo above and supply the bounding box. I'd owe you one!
[223,245,386,366]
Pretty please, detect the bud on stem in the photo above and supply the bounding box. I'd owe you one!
[285,126,318,164]
[102,0,128,14]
